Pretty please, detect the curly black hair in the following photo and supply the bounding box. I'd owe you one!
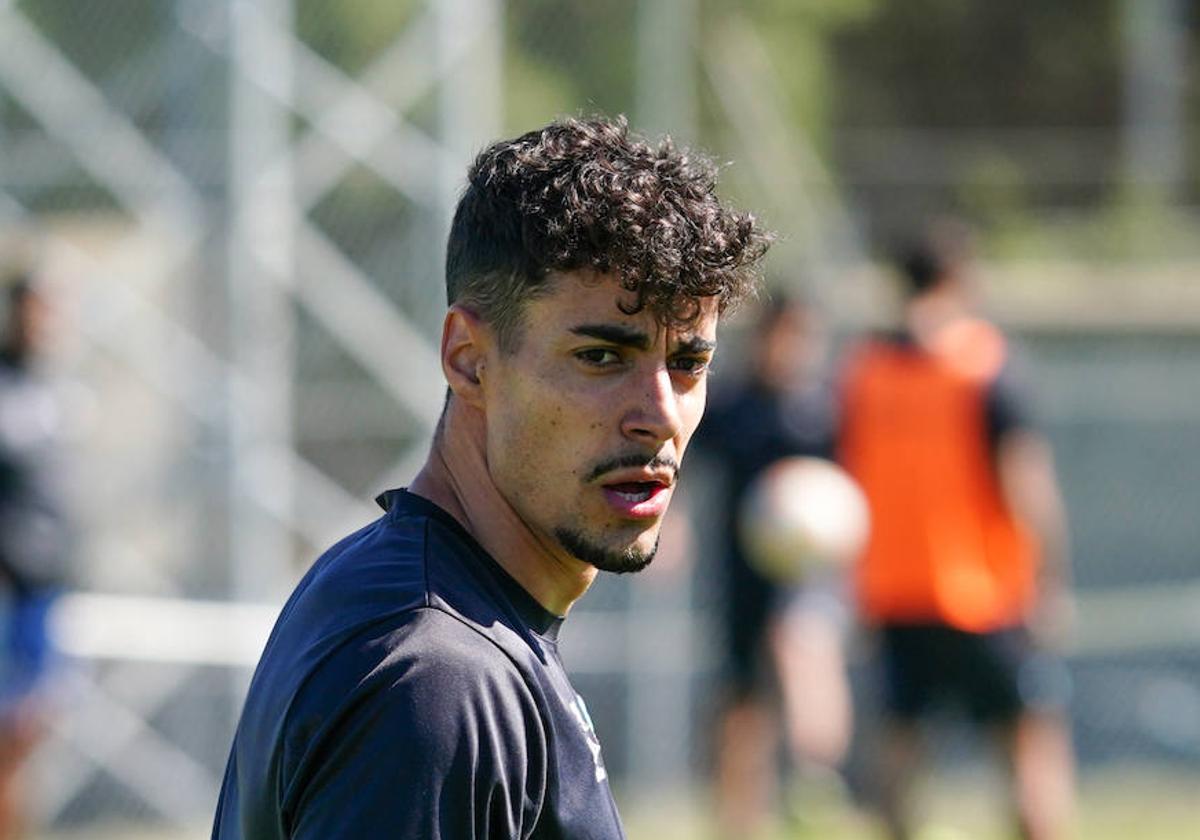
[445,115,772,350]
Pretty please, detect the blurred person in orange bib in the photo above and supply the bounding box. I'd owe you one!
[838,222,1075,840]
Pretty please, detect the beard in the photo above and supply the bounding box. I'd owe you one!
[554,526,658,574]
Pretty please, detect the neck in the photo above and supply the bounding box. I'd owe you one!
[407,399,597,616]
[905,285,970,347]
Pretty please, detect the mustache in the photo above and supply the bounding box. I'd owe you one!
[584,452,679,485]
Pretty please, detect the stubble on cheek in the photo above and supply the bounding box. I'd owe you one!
[491,381,579,532]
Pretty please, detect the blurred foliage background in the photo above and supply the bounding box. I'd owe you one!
[15,0,1199,261]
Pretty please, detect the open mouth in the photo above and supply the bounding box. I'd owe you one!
[600,480,671,518]
[605,481,663,503]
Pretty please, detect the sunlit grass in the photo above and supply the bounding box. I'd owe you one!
[621,764,1200,840]
[30,764,1199,840]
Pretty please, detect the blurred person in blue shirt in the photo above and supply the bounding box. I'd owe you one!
[0,273,71,839]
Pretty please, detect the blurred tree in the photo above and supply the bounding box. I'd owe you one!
[19,0,162,83]
[715,0,879,153]
[831,0,1122,130]
[507,0,640,130]
[295,0,422,76]
[13,0,1196,261]
[822,0,1197,250]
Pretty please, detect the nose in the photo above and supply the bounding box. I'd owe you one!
[621,365,683,445]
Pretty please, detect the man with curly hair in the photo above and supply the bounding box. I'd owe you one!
[213,116,770,839]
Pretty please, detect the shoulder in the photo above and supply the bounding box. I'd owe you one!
[929,317,1008,381]
[287,607,544,756]
[270,514,431,650]
[273,499,546,726]
[371,607,537,702]
[280,609,549,836]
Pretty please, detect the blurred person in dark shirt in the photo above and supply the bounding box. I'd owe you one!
[839,222,1074,840]
[693,294,852,838]
[0,273,72,839]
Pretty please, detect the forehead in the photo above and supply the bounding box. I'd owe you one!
[526,271,718,340]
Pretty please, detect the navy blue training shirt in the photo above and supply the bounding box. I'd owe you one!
[212,490,625,839]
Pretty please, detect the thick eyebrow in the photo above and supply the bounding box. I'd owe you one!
[570,324,652,351]
[570,323,717,356]
[673,335,717,355]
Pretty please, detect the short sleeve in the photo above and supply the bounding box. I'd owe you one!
[282,610,548,840]
[985,361,1035,450]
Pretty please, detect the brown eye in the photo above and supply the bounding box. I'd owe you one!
[669,356,709,376]
[576,348,622,367]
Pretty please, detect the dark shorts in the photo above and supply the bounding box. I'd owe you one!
[723,564,782,699]
[879,623,1068,726]
[722,560,848,700]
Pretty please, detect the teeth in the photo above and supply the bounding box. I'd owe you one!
[615,489,652,503]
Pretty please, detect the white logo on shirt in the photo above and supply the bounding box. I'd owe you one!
[571,694,607,783]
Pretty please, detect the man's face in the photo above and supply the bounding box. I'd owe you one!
[482,271,717,574]
[4,291,52,359]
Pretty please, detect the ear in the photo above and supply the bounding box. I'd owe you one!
[441,304,491,407]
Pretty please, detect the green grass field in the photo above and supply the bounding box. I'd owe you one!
[620,765,1200,840]
[34,764,1200,840]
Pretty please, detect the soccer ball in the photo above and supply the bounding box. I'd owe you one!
[738,456,870,584]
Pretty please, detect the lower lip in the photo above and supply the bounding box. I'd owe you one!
[602,484,671,519]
